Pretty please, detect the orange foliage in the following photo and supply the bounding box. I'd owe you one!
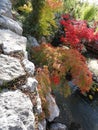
[32,43,92,93]
[47,0,63,10]
[35,66,51,119]
[36,66,51,92]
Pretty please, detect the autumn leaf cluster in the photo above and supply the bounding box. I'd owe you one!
[32,43,92,93]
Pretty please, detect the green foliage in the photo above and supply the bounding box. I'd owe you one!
[23,0,62,39]
[81,5,97,21]
[23,0,45,38]
[63,0,79,17]
[63,0,76,12]
[63,0,98,21]
[73,1,89,19]
[38,3,57,37]
[12,0,62,39]
[18,1,32,14]
[11,0,32,21]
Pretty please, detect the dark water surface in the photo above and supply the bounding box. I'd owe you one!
[66,95,98,130]
[55,92,98,130]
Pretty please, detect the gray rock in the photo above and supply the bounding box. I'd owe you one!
[62,46,69,50]
[38,123,43,130]
[87,59,98,77]
[49,123,67,130]
[0,0,12,18]
[24,51,28,59]
[46,93,60,122]
[22,59,35,76]
[22,77,38,92]
[0,54,25,85]
[38,119,46,130]
[0,110,26,130]
[92,74,97,81]
[21,77,42,113]
[0,29,27,55]
[36,90,42,114]
[27,36,39,47]
[0,15,23,35]
[0,90,35,130]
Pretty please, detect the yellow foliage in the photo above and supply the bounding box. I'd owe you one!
[18,1,32,13]
[88,95,93,100]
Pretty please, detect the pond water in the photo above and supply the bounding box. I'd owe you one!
[66,94,98,130]
[55,92,98,130]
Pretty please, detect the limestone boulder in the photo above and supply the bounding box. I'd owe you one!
[21,77,38,92]
[38,120,46,130]
[0,15,23,35]
[0,29,27,55]
[0,0,12,18]
[0,90,35,130]
[87,59,98,77]
[0,54,25,85]
[36,91,42,114]
[21,77,42,114]
[27,36,39,47]
[46,93,60,122]
[38,123,43,130]
[22,59,35,76]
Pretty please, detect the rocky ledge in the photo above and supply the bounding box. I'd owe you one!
[0,90,35,130]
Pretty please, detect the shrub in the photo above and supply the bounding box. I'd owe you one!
[63,0,98,21]
[36,66,51,120]
[23,0,63,39]
[81,5,97,21]
[60,14,98,51]
[32,43,92,94]
[63,0,79,16]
